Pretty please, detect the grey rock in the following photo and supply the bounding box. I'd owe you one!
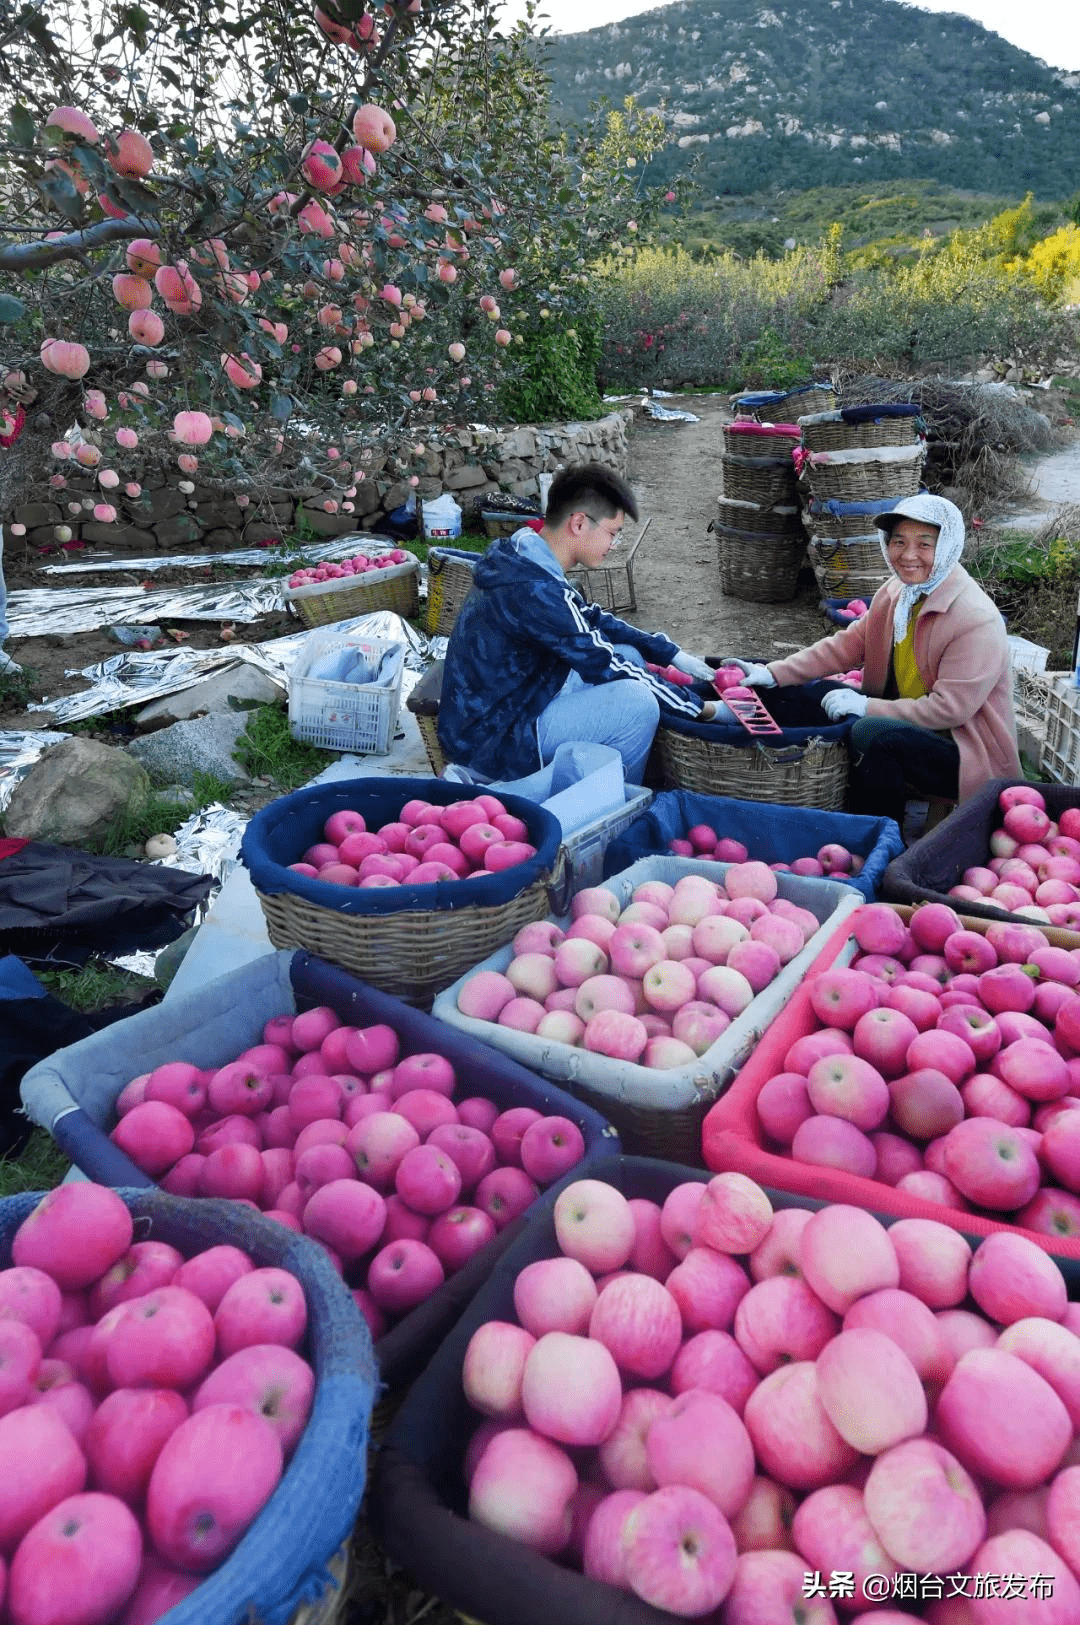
[157,784,198,809]
[134,664,284,729]
[153,513,204,547]
[12,502,62,528]
[128,711,252,787]
[4,738,150,847]
[444,463,489,490]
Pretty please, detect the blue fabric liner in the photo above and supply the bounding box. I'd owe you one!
[806,494,921,518]
[735,381,833,411]
[241,777,562,914]
[603,790,903,902]
[839,402,922,423]
[820,597,868,626]
[0,1187,376,1625]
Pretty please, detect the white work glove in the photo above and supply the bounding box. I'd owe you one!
[822,688,869,722]
[700,700,734,723]
[727,659,776,689]
[672,650,715,683]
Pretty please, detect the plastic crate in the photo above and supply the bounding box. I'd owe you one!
[1042,672,1080,784]
[288,632,404,754]
[563,786,653,892]
[701,901,1080,1262]
[370,1149,1080,1625]
[601,790,903,903]
[882,776,1080,938]
[432,858,862,1161]
[20,950,619,1392]
[0,1186,374,1625]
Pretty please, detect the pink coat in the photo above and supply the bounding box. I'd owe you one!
[768,565,1021,803]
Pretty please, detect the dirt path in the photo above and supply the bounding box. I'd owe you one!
[621,392,824,661]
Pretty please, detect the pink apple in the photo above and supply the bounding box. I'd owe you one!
[582,1008,649,1061]
[553,1179,634,1272]
[721,1548,839,1624]
[346,1112,420,1189]
[1017,1186,1080,1239]
[871,1131,924,1186]
[755,1072,814,1144]
[862,1436,986,1572]
[696,964,755,1018]
[622,1484,737,1614]
[791,1114,878,1178]
[941,1117,1041,1209]
[301,1178,387,1262]
[645,1388,754,1520]
[800,1205,900,1314]
[808,969,879,1031]
[784,1029,854,1074]
[968,1232,1068,1326]
[889,1068,965,1140]
[694,1172,773,1254]
[457,970,516,1022]
[964,1529,1080,1622]
[733,1275,838,1374]
[463,1321,535,1419]
[367,1239,444,1314]
[519,1116,585,1185]
[806,1052,890,1129]
[665,1245,751,1334]
[7,1491,142,1624]
[910,902,963,952]
[391,1088,459,1139]
[520,1331,622,1446]
[659,1182,705,1259]
[474,1165,539,1230]
[792,1483,898,1609]
[106,1286,215,1391]
[582,1488,646,1584]
[84,1386,188,1505]
[669,1330,758,1413]
[815,1327,927,1453]
[743,1361,860,1491]
[468,1427,577,1555]
[506,952,559,1003]
[937,1348,1071,1489]
[552,936,608,987]
[888,1218,971,1309]
[146,1403,283,1572]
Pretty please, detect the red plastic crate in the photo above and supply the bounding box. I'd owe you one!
[702,902,1080,1263]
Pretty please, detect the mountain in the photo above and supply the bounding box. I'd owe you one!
[536,0,1080,199]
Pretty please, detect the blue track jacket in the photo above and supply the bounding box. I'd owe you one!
[437,527,704,779]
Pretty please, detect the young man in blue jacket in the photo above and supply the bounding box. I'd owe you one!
[438,462,719,783]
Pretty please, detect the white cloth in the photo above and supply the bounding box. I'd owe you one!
[875,493,966,645]
[822,688,868,721]
[673,651,714,682]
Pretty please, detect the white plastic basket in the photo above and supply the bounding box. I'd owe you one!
[287,632,404,754]
[431,856,861,1129]
[562,786,653,892]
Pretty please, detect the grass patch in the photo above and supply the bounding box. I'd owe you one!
[38,958,158,1013]
[0,1130,70,1199]
[0,665,39,712]
[86,779,222,857]
[405,532,490,566]
[233,702,326,790]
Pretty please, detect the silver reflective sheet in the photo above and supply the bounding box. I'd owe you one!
[0,730,71,811]
[31,611,435,724]
[8,579,287,635]
[642,398,700,423]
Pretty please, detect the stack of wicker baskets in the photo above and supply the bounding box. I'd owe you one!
[797,403,926,603]
[716,421,805,602]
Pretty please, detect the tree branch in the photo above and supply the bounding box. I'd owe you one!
[0,215,160,271]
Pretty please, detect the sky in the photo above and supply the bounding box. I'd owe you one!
[499,0,1080,72]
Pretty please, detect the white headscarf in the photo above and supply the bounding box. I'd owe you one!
[875,492,966,643]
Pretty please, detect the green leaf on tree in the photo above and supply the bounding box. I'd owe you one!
[119,5,151,49]
[10,105,35,149]
[0,295,27,325]
[270,393,293,422]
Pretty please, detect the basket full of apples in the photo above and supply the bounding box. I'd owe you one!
[282,544,420,628]
[0,1179,374,1625]
[601,790,904,905]
[701,899,1080,1262]
[370,1156,1080,1625]
[884,779,1080,940]
[20,950,617,1391]
[240,776,566,1006]
[432,856,862,1162]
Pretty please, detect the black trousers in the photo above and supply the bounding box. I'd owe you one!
[846,716,960,828]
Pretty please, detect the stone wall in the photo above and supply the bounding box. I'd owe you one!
[6,410,633,554]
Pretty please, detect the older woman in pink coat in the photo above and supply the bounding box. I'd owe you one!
[734,493,1021,828]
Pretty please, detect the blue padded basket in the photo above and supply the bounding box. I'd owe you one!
[241,777,567,1004]
[21,950,619,1391]
[0,1188,374,1625]
[820,596,870,627]
[242,777,561,916]
[601,789,902,901]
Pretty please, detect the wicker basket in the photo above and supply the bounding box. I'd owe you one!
[654,727,849,810]
[803,449,925,502]
[801,417,922,452]
[413,710,448,775]
[808,536,892,600]
[716,496,803,536]
[284,556,420,629]
[405,659,448,775]
[722,422,801,454]
[717,529,805,603]
[721,453,799,507]
[480,510,540,540]
[256,854,567,1007]
[777,384,836,417]
[803,503,895,540]
[424,549,477,638]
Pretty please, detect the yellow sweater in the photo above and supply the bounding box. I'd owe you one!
[892,601,928,700]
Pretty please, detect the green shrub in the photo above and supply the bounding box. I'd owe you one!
[498,317,605,423]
